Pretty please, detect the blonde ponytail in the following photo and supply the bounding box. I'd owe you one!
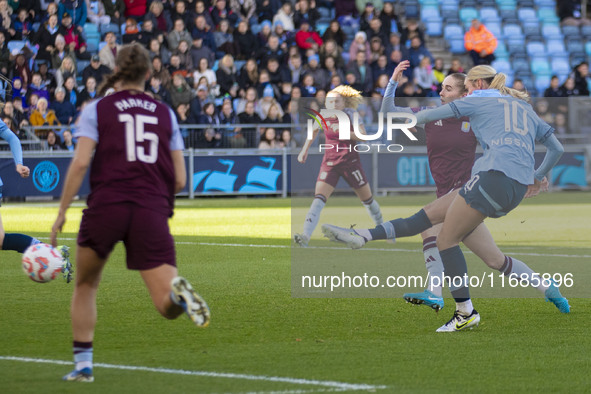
[467,65,530,101]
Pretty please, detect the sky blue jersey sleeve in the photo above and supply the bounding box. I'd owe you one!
[414,103,456,125]
[380,81,414,115]
[534,133,564,181]
[168,107,184,151]
[535,118,555,144]
[0,119,23,165]
[74,100,100,142]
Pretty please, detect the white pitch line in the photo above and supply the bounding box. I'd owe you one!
[0,356,386,392]
[43,237,591,259]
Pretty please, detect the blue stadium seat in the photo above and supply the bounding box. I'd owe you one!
[77,60,91,73]
[507,39,526,55]
[486,22,502,38]
[503,24,524,39]
[586,42,591,56]
[317,7,331,19]
[442,8,459,21]
[84,23,99,34]
[421,7,440,20]
[7,40,26,53]
[546,40,568,58]
[419,0,439,5]
[538,8,559,24]
[86,38,100,53]
[497,0,517,10]
[425,19,443,37]
[512,58,530,72]
[494,41,509,58]
[459,8,478,23]
[442,0,459,5]
[567,40,584,54]
[551,58,571,74]
[531,58,551,74]
[480,7,499,21]
[517,8,537,23]
[405,4,420,19]
[316,22,329,36]
[534,0,555,7]
[459,0,477,7]
[499,8,517,22]
[491,59,511,73]
[101,23,120,35]
[517,0,535,6]
[98,41,107,52]
[449,38,466,54]
[561,25,580,39]
[527,42,546,57]
[541,24,563,40]
[581,25,591,39]
[522,22,541,38]
[444,24,464,39]
[535,74,551,95]
[570,53,587,67]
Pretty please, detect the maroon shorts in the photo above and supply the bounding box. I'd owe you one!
[317,158,368,189]
[78,203,176,270]
[435,177,471,198]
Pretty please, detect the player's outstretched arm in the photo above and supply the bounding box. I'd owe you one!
[297,126,319,163]
[380,60,414,115]
[51,137,96,247]
[0,119,29,177]
[525,133,564,198]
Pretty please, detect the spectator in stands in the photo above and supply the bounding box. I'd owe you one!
[238,100,260,148]
[300,73,316,96]
[534,99,555,124]
[447,57,464,75]
[388,49,402,71]
[12,77,27,108]
[512,78,525,92]
[238,58,259,92]
[0,31,8,75]
[193,57,216,88]
[398,80,422,97]
[304,54,327,90]
[359,2,378,32]
[257,19,273,47]
[198,102,221,128]
[280,129,295,148]
[45,129,63,150]
[1,116,17,138]
[122,17,141,43]
[234,20,259,60]
[76,76,98,109]
[59,12,89,59]
[320,39,344,69]
[367,19,388,48]
[349,31,371,65]
[407,36,433,71]
[371,54,393,81]
[175,40,194,71]
[347,51,373,94]
[0,0,13,40]
[380,1,401,34]
[33,13,60,62]
[230,0,256,24]
[11,96,25,124]
[464,19,497,66]
[258,83,283,119]
[30,97,59,126]
[168,18,192,51]
[28,73,50,102]
[51,34,74,70]
[138,18,157,46]
[146,0,171,33]
[413,57,437,97]
[214,19,237,58]
[190,36,215,69]
[193,0,214,29]
[123,0,145,22]
[194,127,221,148]
[558,0,591,26]
[61,129,75,151]
[544,75,566,98]
[152,55,171,89]
[148,38,171,64]
[258,127,279,149]
[561,77,581,96]
[571,61,590,96]
[334,0,358,18]
[63,75,78,107]
[322,20,345,48]
[287,54,303,85]
[170,73,192,108]
[55,55,77,88]
[192,15,217,52]
[175,103,197,129]
[13,8,33,41]
[103,0,126,26]
[210,0,238,26]
[273,1,294,31]
[295,19,322,51]
[1,101,23,127]
[147,75,171,105]
[99,31,120,70]
[216,54,238,96]
[400,19,424,46]
[218,98,238,127]
[369,36,385,64]
[324,56,345,88]
[373,73,389,95]
[386,32,405,57]
[257,34,286,67]
[38,62,56,91]
[50,86,76,124]
[58,0,87,27]
[263,102,283,124]
[234,85,258,114]
[86,0,111,26]
[432,57,445,91]
[171,0,193,29]
[82,54,111,86]
[293,0,319,30]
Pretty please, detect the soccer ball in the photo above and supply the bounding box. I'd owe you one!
[22,243,64,283]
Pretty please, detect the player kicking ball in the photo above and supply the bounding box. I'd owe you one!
[323,65,569,331]
[51,44,210,382]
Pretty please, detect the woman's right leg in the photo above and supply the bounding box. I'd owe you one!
[294,180,335,247]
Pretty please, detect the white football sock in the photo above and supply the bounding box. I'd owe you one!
[499,256,550,294]
[423,237,443,297]
[456,299,474,315]
[303,196,326,239]
[363,197,383,225]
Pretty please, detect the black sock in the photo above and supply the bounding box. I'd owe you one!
[2,233,39,253]
[440,245,470,303]
[369,209,432,240]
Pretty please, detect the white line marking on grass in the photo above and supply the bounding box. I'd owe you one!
[42,238,591,259]
[0,356,386,392]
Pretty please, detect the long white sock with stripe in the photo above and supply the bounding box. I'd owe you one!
[303,195,326,239]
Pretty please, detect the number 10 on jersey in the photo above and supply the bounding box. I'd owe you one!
[119,114,159,163]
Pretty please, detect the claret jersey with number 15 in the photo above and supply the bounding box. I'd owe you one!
[75,90,185,217]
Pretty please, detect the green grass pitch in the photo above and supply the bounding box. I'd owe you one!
[0,192,590,393]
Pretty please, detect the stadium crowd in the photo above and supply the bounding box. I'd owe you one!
[0,0,589,150]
